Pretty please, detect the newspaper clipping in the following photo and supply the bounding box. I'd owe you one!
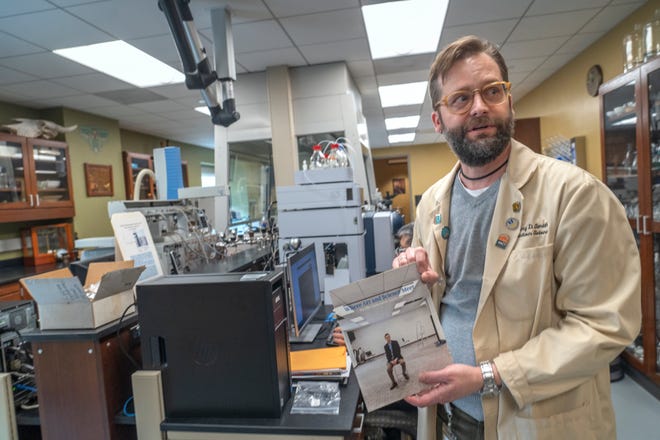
[330,264,452,412]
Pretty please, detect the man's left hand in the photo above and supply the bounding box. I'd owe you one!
[404,364,483,407]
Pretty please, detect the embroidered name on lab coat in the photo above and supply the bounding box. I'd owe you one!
[518,221,549,238]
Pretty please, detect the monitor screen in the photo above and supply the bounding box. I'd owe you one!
[287,243,323,336]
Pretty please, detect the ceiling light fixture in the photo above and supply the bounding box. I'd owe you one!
[385,115,421,130]
[54,40,185,88]
[389,133,416,143]
[379,82,427,107]
[362,0,448,59]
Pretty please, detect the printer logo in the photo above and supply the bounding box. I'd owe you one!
[192,339,219,366]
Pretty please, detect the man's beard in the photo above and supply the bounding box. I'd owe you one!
[443,113,514,167]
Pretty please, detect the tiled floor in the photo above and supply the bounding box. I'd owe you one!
[611,375,660,438]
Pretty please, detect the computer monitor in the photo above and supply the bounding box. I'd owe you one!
[287,243,323,343]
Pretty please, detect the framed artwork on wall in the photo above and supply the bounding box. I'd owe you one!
[392,177,406,195]
[84,163,113,197]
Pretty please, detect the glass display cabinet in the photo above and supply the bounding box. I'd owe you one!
[0,133,74,222]
[20,222,74,266]
[600,56,660,388]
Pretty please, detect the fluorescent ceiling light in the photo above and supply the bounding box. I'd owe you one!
[351,316,365,323]
[53,40,184,88]
[379,81,427,107]
[195,106,210,116]
[389,133,416,144]
[362,0,448,59]
[385,115,421,130]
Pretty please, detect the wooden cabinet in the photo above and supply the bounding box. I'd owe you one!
[0,133,74,223]
[600,56,660,387]
[27,317,139,440]
[0,282,23,301]
[122,150,189,200]
[0,282,32,302]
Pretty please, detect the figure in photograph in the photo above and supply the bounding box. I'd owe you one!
[393,35,641,439]
[384,332,409,389]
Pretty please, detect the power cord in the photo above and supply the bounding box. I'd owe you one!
[116,302,140,370]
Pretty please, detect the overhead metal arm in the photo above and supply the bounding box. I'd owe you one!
[158,0,240,127]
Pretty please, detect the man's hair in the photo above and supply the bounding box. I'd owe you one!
[384,333,390,338]
[428,35,509,110]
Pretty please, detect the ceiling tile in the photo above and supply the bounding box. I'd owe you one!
[299,38,371,64]
[130,99,188,113]
[373,54,435,76]
[0,32,45,58]
[85,105,146,119]
[581,3,646,33]
[556,32,603,55]
[234,20,293,53]
[383,105,424,118]
[51,73,132,93]
[506,56,549,73]
[95,88,167,105]
[188,0,273,28]
[527,0,609,15]
[0,66,39,85]
[147,83,199,100]
[264,0,358,17]
[36,93,120,109]
[2,80,81,100]
[280,8,366,46]
[509,9,601,41]
[0,9,112,50]
[67,0,169,40]
[0,52,95,78]
[439,19,519,48]
[500,37,569,59]
[444,0,533,27]
[376,69,429,87]
[127,34,181,65]
[0,0,54,17]
[236,47,306,72]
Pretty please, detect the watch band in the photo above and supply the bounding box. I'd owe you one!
[479,360,500,397]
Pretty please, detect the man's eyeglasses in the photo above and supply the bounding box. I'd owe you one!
[436,81,511,115]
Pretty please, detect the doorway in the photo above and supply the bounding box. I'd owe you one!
[373,156,411,223]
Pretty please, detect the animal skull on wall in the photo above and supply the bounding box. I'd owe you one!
[1,118,78,139]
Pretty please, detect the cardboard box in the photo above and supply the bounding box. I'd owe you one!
[20,261,145,330]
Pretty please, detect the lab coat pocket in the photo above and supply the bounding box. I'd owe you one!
[494,243,554,323]
[512,400,597,440]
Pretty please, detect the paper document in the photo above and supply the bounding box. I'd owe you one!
[289,345,347,373]
[330,264,453,412]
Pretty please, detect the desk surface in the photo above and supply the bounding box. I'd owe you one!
[161,371,360,436]
[22,314,139,342]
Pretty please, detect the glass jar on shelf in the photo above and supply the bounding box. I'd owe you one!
[644,9,660,62]
[624,24,644,72]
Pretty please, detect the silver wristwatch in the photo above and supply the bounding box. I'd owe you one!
[479,360,500,397]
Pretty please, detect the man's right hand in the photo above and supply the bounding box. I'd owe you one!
[392,246,439,286]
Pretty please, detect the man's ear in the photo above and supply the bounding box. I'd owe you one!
[431,111,444,133]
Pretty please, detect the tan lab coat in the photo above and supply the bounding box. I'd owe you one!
[412,140,641,440]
